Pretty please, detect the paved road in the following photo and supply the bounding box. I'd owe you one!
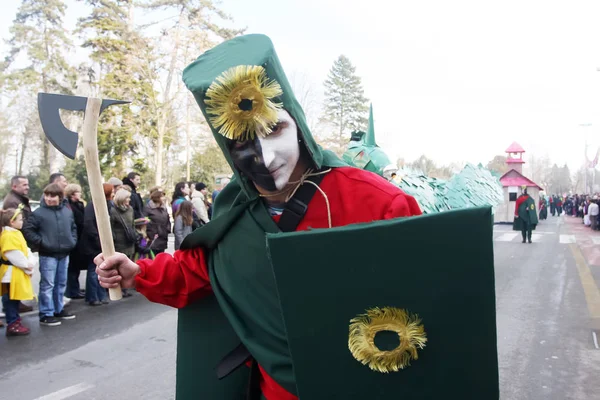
[494,216,600,399]
[2,220,600,399]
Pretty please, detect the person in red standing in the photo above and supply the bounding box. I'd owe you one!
[95,34,422,400]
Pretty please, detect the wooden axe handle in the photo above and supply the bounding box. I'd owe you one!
[82,98,122,301]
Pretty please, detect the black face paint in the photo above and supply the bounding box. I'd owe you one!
[229,137,278,192]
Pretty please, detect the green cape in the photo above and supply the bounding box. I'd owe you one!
[513,195,538,230]
[178,34,346,399]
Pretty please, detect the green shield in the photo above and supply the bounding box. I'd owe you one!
[266,207,499,399]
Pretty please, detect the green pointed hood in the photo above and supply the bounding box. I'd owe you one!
[183,34,345,200]
[364,103,376,147]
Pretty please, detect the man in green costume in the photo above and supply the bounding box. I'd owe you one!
[95,33,499,399]
[95,33,423,399]
[513,186,538,243]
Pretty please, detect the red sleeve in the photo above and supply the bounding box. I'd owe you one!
[384,193,423,219]
[134,247,212,309]
[514,196,526,214]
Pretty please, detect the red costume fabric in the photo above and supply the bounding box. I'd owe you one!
[515,194,528,215]
[135,167,421,400]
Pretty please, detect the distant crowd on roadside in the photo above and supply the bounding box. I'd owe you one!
[539,193,600,230]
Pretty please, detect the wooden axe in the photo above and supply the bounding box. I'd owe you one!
[37,93,130,301]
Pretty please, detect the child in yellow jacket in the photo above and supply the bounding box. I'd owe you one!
[1,206,35,336]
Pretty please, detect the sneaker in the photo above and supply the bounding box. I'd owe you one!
[6,321,30,336]
[18,302,33,313]
[39,316,62,326]
[54,310,76,320]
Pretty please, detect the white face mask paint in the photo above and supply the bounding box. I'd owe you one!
[258,110,301,190]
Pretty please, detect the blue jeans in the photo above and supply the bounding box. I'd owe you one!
[2,292,19,325]
[38,256,69,318]
[85,262,107,303]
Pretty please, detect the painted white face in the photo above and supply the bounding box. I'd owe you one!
[258,110,301,190]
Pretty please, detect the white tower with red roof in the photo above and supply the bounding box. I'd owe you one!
[494,142,543,223]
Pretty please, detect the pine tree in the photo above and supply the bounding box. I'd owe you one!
[0,0,77,174]
[78,0,160,177]
[321,55,369,155]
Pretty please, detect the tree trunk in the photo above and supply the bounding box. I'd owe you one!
[41,22,51,173]
[18,137,27,176]
[186,96,191,181]
[155,8,185,186]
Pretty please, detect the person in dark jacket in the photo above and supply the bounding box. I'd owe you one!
[22,183,77,326]
[79,183,114,306]
[3,176,32,222]
[122,172,144,219]
[110,188,136,297]
[144,189,171,254]
[2,175,34,313]
[65,184,86,299]
[171,181,190,216]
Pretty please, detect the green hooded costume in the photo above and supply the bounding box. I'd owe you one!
[513,193,538,231]
[177,34,346,399]
[169,33,498,400]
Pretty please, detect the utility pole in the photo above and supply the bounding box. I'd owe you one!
[585,138,588,194]
[581,123,592,194]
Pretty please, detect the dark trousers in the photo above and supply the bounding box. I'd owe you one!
[521,221,532,242]
[591,215,598,231]
[85,262,108,303]
[2,290,20,325]
[66,265,81,298]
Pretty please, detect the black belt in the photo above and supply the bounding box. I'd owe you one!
[216,169,328,399]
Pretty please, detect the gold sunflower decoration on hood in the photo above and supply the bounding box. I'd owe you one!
[348,306,427,373]
[204,65,283,141]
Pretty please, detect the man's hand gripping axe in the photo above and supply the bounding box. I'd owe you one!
[38,93,130,301]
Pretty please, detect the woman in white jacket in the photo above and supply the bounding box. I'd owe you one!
[191,182,210,224]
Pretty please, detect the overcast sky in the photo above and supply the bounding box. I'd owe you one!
[2,0,600,172]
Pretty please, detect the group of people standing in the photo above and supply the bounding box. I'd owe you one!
[1,173,78,335]
[538,193,600,230]
[1,171,225,336]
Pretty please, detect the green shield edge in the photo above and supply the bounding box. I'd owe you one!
[266,206,499,399]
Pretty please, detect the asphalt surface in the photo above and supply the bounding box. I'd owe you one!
[494,216,600,400]
[1,220,600,399]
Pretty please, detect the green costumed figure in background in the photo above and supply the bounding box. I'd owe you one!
[513,186,538,243]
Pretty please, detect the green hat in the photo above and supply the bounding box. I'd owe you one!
[183,34,344,197]
[266,206,499,399]
[343,104,396,177]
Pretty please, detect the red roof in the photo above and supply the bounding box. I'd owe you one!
[505,141,525,153]
[506,158,525,164]
[499,169,542,190]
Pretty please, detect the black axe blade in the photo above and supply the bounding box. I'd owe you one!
[37,93,130,159]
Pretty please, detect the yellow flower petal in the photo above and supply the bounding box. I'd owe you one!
[205,65,283,141]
